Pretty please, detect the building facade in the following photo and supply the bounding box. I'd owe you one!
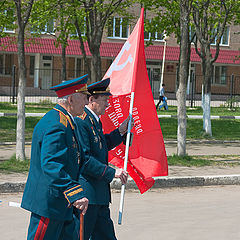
[0,6,240,102]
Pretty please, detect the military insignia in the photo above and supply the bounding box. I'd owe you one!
[89,116,95,125]
[78,112,87,120]
[59,112,68,127]
[91,127,96,136]
[77,151,81,164]
[66,115,74,130]
[72,139,77,149]
[94,136,98,143]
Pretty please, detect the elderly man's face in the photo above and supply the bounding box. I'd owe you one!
[70,93,89,117]
[90,95,109,116]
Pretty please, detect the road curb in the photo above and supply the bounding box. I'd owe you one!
[3,175,240,193]
[111,175,240,190]
[0,182,25,193]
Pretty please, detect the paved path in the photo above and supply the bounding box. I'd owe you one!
[1,141,239,160]
[0,142,239,185]
[2,186,240,240]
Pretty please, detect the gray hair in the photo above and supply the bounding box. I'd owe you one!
[57,93,79,103]
[57,95,70,103]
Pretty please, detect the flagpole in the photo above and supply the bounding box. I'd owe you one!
[118,91,135,225]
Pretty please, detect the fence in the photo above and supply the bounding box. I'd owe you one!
[0,66,240,107]
[149,71,240,107]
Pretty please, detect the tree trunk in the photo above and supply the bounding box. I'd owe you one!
[177,0,190,156]
[202,47,212,136]
[16,27,26,160]
[90,48,102,83]
[61,43,66,81]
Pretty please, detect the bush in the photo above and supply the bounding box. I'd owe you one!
[225,96,240,110]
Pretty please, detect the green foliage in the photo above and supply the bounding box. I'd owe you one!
[0,1,16,38]
[138,0,181,43]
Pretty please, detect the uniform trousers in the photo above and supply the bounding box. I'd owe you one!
[74,204,117,240]
[27,212,78,240]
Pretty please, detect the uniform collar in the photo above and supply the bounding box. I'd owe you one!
[85,105,100,122]
[54,104,75,125]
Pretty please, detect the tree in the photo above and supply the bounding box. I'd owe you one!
[191,0,240,136]
[177,0,192,156]
[72,0,132,82]
[139,0,192,155]
[14,0,35,160]
[30,0,78,81]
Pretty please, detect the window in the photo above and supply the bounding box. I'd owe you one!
[76,58,82,77]
[144,31,164,41]
[0,55,3,74]
[212,66,227,85]
[108,17,129,39]
[3,26,15,33]
[70,19,86,37]
[42,56,52,61]
[31,19,55,34]
[0,54,13,75]
[189,26,197,42]
[144,20,164,41]
[68,57,76,78]
[68,57,83,78]
[41,19,54,33]
[29,56,35,76]
[2,9,15,33]
[212,27,229,46]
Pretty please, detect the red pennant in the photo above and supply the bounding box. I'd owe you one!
[101,8,168,193]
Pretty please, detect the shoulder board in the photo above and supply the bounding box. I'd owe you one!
[53,108,74,130]
[59,112,68,128]
[78,111,87,120]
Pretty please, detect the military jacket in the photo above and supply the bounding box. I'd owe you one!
[21,104,85,221]
[75,107,123,205]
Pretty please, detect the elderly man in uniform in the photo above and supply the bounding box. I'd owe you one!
[21,74,90,240]
[74,78,133,240]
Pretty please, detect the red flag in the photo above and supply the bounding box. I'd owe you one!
[101,8,168,194]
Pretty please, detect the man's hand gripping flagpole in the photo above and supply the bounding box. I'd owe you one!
[118,92,135,225]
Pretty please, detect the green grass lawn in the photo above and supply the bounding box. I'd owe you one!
[159,118,240,140]
[167,154,240,167]
[0,116,239,142]
[0,116,40,142]
[0,102,55,113]
[157,105,240,116]
[1,153,239,173]
[0,156,30,173]
[0,102,240,115]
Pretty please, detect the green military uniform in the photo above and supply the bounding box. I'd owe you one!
[74,78,123,240]
[21,75,89,240]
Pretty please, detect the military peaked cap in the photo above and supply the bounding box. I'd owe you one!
[50,74,89,98]
[87,78,112,96]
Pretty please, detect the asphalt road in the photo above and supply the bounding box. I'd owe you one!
[1,186,240,240]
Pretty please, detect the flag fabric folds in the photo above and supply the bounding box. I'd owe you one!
[101,8,168,194]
